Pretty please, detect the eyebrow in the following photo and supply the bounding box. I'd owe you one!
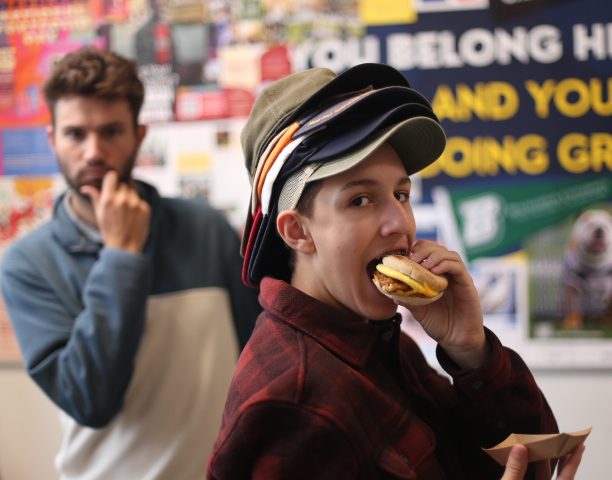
[340,176,411,192]
[59,122,126,135]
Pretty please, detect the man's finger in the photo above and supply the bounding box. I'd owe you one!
[500,444,529,480]
[100,170,119,197]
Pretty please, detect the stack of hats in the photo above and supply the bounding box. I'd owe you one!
[240,63,446,287]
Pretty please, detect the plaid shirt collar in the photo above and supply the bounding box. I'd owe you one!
[259,277,402,369]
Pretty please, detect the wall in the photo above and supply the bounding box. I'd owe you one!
[0,365,610,479]
[0,367,60,480]
[534,369,611,479]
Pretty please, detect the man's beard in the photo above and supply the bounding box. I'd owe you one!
[61,150,138,203]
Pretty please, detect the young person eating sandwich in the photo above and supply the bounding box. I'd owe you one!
[207,64,584,479]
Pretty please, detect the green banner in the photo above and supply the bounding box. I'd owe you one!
[443,176,611,261]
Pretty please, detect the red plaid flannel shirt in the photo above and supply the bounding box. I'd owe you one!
[207,278,558,479]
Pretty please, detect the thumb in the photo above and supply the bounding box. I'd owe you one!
[501,445,529,480]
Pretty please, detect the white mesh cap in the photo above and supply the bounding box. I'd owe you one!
[277,116,446,213]
[277,164,320,213]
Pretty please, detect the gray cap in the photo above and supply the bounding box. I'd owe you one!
[240,63,410,181]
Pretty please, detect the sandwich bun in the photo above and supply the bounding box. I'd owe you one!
[372,255,448,306]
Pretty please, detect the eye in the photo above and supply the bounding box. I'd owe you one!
[350,195,371,207]
[395,191,410,203]
[101,125,123,139]
[64,128,85,141]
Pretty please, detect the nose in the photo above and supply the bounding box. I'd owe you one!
[379,198,415,238]
[83,134,104,163]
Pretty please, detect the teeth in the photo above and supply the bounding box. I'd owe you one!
[383,250,407,258]
[374,250,407,263]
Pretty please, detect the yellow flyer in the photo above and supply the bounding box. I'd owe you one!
[358,0,417,25]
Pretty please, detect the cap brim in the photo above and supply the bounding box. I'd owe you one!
[309,116,446,183]
[240,200,260,258]
[306,103,437,165]
[246,208,292,286]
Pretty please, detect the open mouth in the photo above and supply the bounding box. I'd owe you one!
[586,238,606,254]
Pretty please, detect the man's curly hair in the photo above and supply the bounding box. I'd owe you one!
[44,47,145,127]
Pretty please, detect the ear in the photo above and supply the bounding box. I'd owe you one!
[46,124,56,151]
[277,210,315,254]
[136,124,147,147]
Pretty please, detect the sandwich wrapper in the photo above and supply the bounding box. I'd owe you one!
[483,428,591,465]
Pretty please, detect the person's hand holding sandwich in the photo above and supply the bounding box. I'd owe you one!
[373,239,489,370]
[374,243,588,480]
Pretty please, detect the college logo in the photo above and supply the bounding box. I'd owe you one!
[458,193,505,249]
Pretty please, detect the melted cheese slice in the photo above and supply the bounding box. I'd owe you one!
[375,264,439,298]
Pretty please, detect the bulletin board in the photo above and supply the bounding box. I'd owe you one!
[0,0,610,368]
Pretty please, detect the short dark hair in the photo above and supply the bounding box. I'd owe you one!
[286,180,323,270]
[294,180,323,217]
[44,47,145,127]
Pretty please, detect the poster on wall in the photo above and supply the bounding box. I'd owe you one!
[0,0,101,127]
[361,0,611,368]
[279,0,611,368]
[134,119,251,231]
[0,176,62,364]
[0,0,609,369]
